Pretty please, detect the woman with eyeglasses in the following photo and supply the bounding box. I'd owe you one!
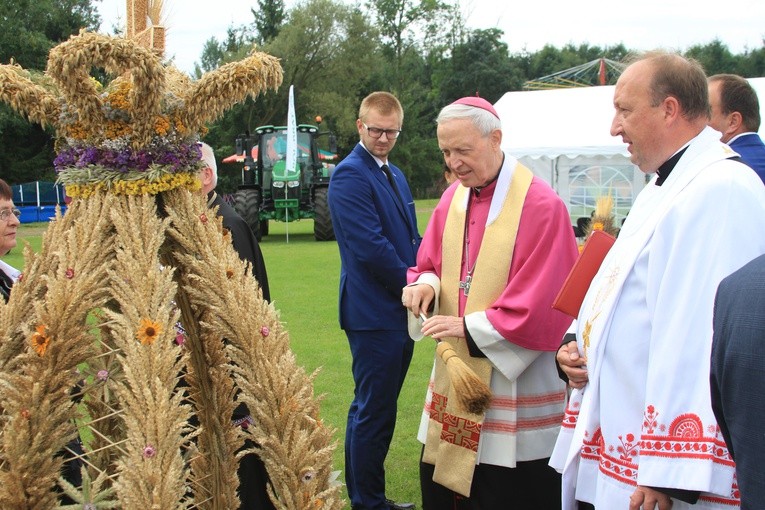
[0,178,21,301]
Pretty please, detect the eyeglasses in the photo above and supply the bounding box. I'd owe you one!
[0,208,21,222]
[363,123,402,140]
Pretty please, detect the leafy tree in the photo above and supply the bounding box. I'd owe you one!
[434,28,524,105]
[0,0,100,69]
[365,0,456,87]
[202,0,381,193]
[685,39,740,76]
[0,0,101,184]
[251,0,285,44]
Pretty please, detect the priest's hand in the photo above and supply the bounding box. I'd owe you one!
[629,486,673,510]
[420,315,465,340]
[556,340,588,389]
[402,283,434,318]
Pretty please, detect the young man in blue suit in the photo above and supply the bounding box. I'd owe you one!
[328,92,420,510]
[708,74,765,183]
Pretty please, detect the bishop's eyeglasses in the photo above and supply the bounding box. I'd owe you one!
[362,123,402,140]
[0,208,21,222]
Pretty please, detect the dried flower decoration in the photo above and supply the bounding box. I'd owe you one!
[0,31,282,199]
[260,326,270,337]
[199,213,208,224]
[96,369,109,381]
[20,409,31,420]
[30,324,51,356]
[226,269,234,279]
[583,194,619,240]
[142,444,157,458]
[65,267,75,279]
[136,318,162,345]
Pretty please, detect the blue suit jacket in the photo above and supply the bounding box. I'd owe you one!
[730,133,765,184]
[711,253,765,509]
[328,144,420,331]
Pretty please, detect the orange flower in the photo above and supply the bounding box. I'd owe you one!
[136,318,162,345]
[591,221,605,231]
[30,324,51,356]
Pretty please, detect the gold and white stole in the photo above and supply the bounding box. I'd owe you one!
[423,156,532,496]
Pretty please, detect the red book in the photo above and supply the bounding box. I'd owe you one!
[553,229,616,318]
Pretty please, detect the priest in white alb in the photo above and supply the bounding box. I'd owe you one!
[552,51,765,510]
[401,96,578,509]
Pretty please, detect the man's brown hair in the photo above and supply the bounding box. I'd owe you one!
[709,73,761,132]
[359,91,403,125]
[632,51,710,121]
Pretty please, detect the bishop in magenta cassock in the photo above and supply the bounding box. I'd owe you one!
[401,97,578,509]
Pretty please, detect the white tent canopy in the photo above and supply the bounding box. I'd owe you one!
[494,77,765,224]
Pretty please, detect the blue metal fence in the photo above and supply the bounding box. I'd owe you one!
[11,181,68,223]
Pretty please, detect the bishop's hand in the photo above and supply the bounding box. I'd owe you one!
[402,283,434,318]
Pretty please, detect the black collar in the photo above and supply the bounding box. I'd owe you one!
[655,146,688,186]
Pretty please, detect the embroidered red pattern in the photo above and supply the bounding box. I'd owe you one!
[643,404,659,434]
[580,427,602,462]
[482,413,564,433]
[698,477,740,507]
[577,407,739,502]
[599,447,639,486]
[640,411,734,467]
[440,413,482,452]
[561,399,580,429]
[491,390,565,410]
[429,391,448,424]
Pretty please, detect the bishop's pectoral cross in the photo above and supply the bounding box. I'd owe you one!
[459,274,472,296]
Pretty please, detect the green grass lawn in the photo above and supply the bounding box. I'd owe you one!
[2,199,441,508]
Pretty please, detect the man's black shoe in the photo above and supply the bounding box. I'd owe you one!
[386,499,415,510]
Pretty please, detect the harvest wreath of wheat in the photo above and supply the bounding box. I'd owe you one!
[0,30,343,510]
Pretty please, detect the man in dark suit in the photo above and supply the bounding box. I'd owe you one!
[708,74,765,182]
[199,142,270,301]
[711,253,765,510]
[328,92,420,510]
[198,143,272,509]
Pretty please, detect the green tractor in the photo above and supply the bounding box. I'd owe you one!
[231,123,337,241]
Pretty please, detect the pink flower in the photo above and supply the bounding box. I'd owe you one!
[143,444,157,458]
[65,267,75,279]
[260,326,270,337]
[96,369,109,381]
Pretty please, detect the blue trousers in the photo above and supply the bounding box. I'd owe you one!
[345,329,414,510]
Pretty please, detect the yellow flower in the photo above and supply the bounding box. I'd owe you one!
[592,221,605,231]
[30,324,51,356]
[105,120,132,140]
[136,318,162,345]
[154,115,171,136]
[106,82,132,111]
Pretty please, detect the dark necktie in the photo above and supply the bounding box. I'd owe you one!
[381,164,404,207]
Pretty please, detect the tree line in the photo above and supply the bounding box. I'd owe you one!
[2,0,764,197]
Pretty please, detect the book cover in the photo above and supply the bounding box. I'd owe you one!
[553,230,616,318]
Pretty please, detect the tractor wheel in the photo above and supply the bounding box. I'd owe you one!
[234,188,262,241]
[313,187,335,241]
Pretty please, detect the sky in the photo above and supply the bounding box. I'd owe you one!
[96,0,765,75]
